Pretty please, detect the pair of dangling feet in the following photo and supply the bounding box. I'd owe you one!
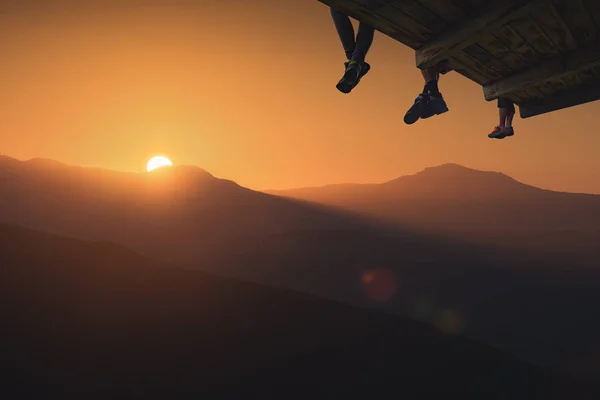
[335,60,449,125]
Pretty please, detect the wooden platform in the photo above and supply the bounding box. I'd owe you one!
[318,0,600,118]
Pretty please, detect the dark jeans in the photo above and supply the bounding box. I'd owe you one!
[498,97,515,113]
[330,8,374,63]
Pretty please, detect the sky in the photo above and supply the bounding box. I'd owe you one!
[1,0,599,194]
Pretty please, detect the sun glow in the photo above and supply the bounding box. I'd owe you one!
[147,156,173,172]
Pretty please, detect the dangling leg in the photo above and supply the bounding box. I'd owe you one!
[489,105,508,138]
[330,8,356,61]
[489,98,514,139]
[337,22,375,91]
[503,101,516,137]
[351,22,374,64]
[420,66,449,119]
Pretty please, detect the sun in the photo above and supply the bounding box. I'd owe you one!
[147,156,173,172]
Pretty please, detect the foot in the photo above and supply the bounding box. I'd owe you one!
[488,126,509,139]
[503,126,514,137]
[421,92,449,119]
[336,61,369,94]
[403,92,430,125]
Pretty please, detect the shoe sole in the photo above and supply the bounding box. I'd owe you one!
[489,131,514,139]
[421,106,449,119]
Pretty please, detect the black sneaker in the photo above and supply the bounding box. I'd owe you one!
[403,92,430,125]
[421,92,449,119]
[488,126,504,139]
[336,61,369,94]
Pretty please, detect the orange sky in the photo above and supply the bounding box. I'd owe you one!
[1,0,599,194]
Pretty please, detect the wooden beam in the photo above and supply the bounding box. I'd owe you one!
[519,80,600,118]
[415,0,551,69]
[483,43,600,100]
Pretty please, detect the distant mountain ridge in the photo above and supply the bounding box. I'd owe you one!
[271,163,552,197]
[268,163,600,233]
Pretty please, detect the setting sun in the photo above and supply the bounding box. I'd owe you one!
[147,156,173,172]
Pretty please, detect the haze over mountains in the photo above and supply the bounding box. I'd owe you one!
[1,155,599,379]
[0,224,592,398]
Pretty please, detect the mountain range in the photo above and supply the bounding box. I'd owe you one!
[1,155,599,379]
[268,163,600,235]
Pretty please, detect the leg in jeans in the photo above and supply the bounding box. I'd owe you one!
[351,22,375,63]
[330,8,356,60]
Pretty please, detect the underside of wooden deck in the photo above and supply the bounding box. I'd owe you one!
[318,0,600,118]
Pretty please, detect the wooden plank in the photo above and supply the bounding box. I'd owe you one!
[547,76,568,92]
[466,0,487,10]
[376,3,435,42]
[509,16,559,59]
[387,0,448,35]
[512,89,532,102]
[452,0,487,14]
[450,0,473,14]
[561,70,584,88]
[577,65,599,83]
[534,81,556,96]
[452,50,501,83]
[519,80,600,118]
[462,43,513,75]
[350,0,384,11]
[530,3,578,52]
[583,0,600,33]
[493,25,538,66]
[522,86,546,99]
[477,35,528,70]
[552,0,597,46]
[448,56,492,85]
[507,93,523,103]
[319,0,423,48]
[415,0,551,69]
[484,43,600,100]
[416,0,466,24]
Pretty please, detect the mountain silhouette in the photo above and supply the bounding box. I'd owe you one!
[1,223,594,398]
[268,163,600,234]
[0,155,369,266]
[1,155,600,379]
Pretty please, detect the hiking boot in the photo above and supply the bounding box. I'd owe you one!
[421,92,449,119]
[403,92,430,125]
[336,61,370,94]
